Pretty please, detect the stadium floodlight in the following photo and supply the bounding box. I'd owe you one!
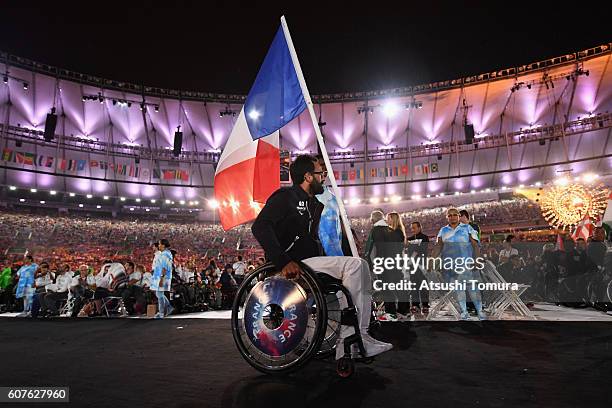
[471,190,476,194]
[248,110,260,120]
[69,192,76,197]
[426,194,431,198]
[554,177,569,186]
[145,208,150,212]
[130,208,134,211]
[23,82,29,90]
[50,190,57,195]
[582,173,598,183]
[135,198,141,202]
[78,204,83,208]
[383,197,389,202]
[2,75,7,84]
[120,197,126,201]
[519,184,525,188]
[103,196,109,200]
[535,182,542,187]
[391,195,401,203]
[151,199,156,203]
[19,198,25,202]
[86,194,93,198]
[370,197,380,204]
[439,192,445,197]
[485,188,491,192]
[343,199,348,204]
[381,102,400,118]
[194,201,199,205]
[9,186,16,190]
[207,199,219,209]
[179,200,186,205]
[30,188,37,193]
[455,192,460,196]
[165,199,171,204]
[96,205,101,209]
[350,198,360,206]
[40,201,45,204]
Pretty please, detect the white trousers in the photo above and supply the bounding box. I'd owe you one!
[302,256,372,332]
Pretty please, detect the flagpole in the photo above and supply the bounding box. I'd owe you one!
[280,16,359,258]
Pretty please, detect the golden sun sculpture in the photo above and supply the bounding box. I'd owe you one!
[540,183,609,229]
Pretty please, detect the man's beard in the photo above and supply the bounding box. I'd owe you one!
[310,178,324,195]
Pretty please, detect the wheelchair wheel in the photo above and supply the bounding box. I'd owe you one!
[231,262,328,374]
[314,288,344,359]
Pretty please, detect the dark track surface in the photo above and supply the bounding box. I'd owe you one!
[1,319,611,408]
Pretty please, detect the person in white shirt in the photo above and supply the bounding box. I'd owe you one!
[137,264,153,315]
[232,256,246,284]
[44,263,74,315]
[32,262,54,316]
[499,235,519,264]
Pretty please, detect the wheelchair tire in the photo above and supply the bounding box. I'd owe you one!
[231,262,328,374]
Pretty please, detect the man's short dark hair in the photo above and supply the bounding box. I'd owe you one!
[411,221,422,229]
[159,238,170,248]
[237,255,242,261]
[40,262,49,268]
[577,237,586,242]
[126,261,135,269]
[506,234,515,242]
[25,255,33,262]
[290,155,317,185]
[459,210,470,218]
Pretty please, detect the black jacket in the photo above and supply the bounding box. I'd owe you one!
[251,185,324,270]
[406,232,430,257]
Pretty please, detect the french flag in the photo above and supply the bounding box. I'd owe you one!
[214,26,307,230]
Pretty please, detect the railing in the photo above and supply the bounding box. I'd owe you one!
[2,112,611,165]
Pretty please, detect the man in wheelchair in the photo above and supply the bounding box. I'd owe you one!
[251,154,392,360]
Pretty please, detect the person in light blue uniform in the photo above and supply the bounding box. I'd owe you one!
[435,208,486,320]
[150,239,174,318]
[15,255,38,317]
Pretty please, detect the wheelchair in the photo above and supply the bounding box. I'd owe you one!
[231,261,371,378]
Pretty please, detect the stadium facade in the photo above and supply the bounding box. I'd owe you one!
[0,44,610,219]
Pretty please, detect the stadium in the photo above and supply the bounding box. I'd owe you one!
[1,5,611,408]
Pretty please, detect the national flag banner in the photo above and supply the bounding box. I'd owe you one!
[163,169,176,180]
[414,164,423,176]
[401,165,409,175]
[58,159,67,171]
[349,169,356,180]
[214,24,307,230]
[393,166,399,177]
[90,160,99,168]
[2,149,13,162]
[77,160,87,171]
[68,160,77,171]
[153,168,161,179]
[430,162,439,173]
[357,168,363,180]
[15,152,26,164]
[45,157,54,168]
[23,152,35,166]
[334,170,340,180]
[423,164,430,174]
[179,169,189,181]
[128,165,135,178]
[341,170,348,181]
[99,161,108,170]
[371,168,377,178]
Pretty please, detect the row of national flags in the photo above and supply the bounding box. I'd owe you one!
[2,148,189,181]
[330,163,439,181]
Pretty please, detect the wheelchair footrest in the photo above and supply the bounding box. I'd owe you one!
[340,307,358,326]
